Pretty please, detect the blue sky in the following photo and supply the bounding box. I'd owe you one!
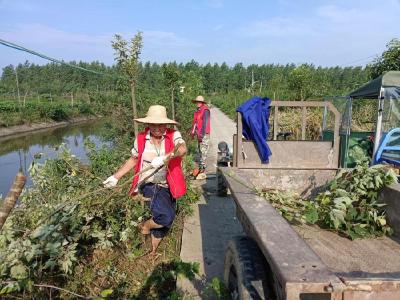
[0,0,399,70]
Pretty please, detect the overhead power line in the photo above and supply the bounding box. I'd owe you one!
[0,38,124,79]
[341,53,379,67]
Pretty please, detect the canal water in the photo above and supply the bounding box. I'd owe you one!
[0,120,110,198]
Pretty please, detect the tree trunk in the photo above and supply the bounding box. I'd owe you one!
[23,91,28,107]
[71,92,74,107]
[15,68,21,106]
[131,81,138,136]
[0,171,26,231]
[171,87,175,120]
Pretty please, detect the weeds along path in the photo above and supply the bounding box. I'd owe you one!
[178,106,243,298]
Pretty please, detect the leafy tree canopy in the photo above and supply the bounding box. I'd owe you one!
[368,38,400,79]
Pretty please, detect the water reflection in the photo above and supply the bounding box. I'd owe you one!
[0,120,109,198]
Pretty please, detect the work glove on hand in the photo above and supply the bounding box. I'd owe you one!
[103,175,118,188]
[151,156,166,168]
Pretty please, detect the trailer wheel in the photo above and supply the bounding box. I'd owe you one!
[224,236,272,300]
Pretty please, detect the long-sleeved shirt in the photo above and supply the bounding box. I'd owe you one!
[200,109,210,138]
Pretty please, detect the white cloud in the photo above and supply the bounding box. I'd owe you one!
[212,24,224,31]
[234,1,400,66]
[0,24,113,67]
[1,1,399,68]
[238,17,318,38]
[144,30,202,48]
[315,3,395,30]
[205,0,223,8]
[239,1,400,40]
[0,24,203,67]
[0,0,37,12]
[1,24,110,48]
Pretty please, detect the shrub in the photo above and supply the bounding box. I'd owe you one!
[78,102,93,115]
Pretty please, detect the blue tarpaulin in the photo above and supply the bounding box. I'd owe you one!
[236,96,272,163]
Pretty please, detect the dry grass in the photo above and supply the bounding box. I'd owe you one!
[269,107,323,140]
[352,101,376,132]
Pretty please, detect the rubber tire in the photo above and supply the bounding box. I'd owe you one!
[224,236,271,300]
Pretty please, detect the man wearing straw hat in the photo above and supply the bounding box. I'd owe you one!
[191,95,211,179]
[103,105,187,258]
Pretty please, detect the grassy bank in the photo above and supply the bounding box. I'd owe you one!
[0,93,120,127]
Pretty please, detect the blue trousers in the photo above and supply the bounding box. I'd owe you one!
[139,183,176,238]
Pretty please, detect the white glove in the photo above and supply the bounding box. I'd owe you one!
[103,175,118,188]
[151,156,166,168]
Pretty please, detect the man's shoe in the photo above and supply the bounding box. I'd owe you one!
[190,168,200,179]
[196,172,207,180]
[196,168,206,180]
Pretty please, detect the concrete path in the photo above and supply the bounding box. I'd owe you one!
[177,107,243,298]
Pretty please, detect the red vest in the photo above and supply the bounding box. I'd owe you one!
[191,104,210,140]
[129,128,186,199]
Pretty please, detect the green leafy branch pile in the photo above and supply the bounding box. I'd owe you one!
[0,136,199,298]
[260,189,309,223]
[260,161,398,239]
[0,146,146,298]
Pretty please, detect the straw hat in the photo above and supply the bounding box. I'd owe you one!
[192,95,207,103]
[134,105,177,124]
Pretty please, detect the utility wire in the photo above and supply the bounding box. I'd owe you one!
[0,38,125,79]
[341,53,379,67]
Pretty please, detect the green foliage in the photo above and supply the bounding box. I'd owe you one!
[0,53,375,131]
[260,162,398,239]
[93,288,114,300]
[1,58,370,107]
[0,110,200,297]
[209,90,250,119]
[204,277,231,300]
[0,96,119,127]
[0,146,143,296]
[315,161,397,239]
[368,38,400,79]
[288,64,313,100]
[0,101,19,112]
[111,32,143,82]
[78,102,94,114]
[261,189,306,223]
[347,137,373,165]
[134,259,199,299]
[162,62,181,90]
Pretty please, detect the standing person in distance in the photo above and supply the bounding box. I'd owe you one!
[103,105,187,258]
[190,95,211,179]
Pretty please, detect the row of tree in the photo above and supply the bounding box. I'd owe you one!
[0,61,369,99]
[1,39,399,103]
